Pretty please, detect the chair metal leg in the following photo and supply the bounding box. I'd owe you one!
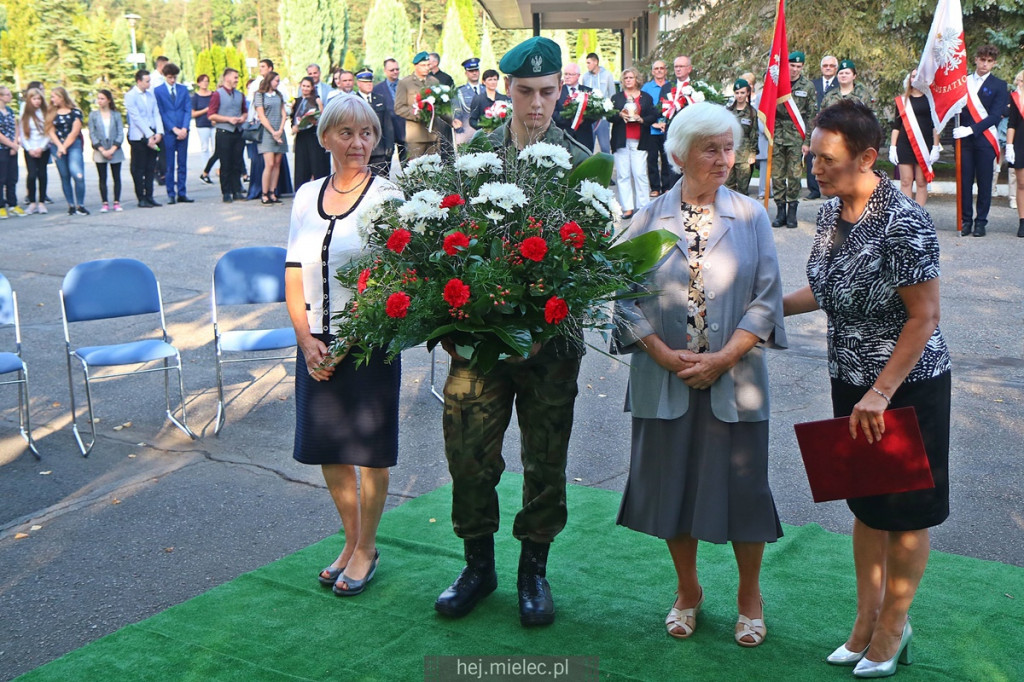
[213,347,226,436]
[164,355,197,440]
[66,354,96,457]
[17,365,40,459]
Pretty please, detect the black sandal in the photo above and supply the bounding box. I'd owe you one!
[261,193,272,205]
[269,192,282,204]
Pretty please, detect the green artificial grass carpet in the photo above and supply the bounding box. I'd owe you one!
[18,476,1023,681]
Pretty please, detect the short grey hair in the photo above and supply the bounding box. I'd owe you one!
[664,102,742,172]
[307,63,321,71]
[317,94,381,150]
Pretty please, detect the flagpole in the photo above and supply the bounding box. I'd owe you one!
[764,144,774,210]
[955,113,963,233]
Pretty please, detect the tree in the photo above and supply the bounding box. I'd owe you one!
[363,0,412,77]
[478,14,498,73]
[0,0,45,87]
[456,0,480,56]
[162,29,197,83]
[439,0,473,71]
[279,0,349,81]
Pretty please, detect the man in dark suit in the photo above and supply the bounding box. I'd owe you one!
[356,68,394,177]
[428,52,455,88]
[954,44,1010,237]
[806,55,839,199]
[553,63,595,152]
[153,62,194,203]
[373,58,406,164]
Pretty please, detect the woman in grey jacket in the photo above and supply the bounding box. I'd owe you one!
[613,102,787,648]
[87,90,124,212]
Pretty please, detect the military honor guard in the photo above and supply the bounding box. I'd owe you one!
[726,78,760,195]
[434,36,591,629]
[455,57,483,144]
[355,68,394,177]
[771,51,818,228]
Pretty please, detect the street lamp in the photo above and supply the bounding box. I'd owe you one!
[125,13,145,69]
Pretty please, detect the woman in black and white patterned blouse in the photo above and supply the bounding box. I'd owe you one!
[784,100,950,679]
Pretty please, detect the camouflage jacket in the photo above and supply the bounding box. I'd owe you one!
[775,75,817,145]
[820,81,875,112]
[727,102,760,157]
[478,122,593,167]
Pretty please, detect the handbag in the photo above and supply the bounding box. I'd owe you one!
[242,119,263,143]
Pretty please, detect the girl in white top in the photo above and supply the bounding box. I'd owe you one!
[20,88,49,214]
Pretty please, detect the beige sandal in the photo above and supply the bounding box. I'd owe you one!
[735,599,766,647]
[665,589,704,639]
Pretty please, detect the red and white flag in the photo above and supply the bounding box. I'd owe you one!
[757,0,803,144]
[911,0,968,131]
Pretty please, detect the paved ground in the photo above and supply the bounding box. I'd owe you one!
[1,163,1023,680]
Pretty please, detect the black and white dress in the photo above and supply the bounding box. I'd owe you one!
[807,173,951,530]
[285,175,403,467]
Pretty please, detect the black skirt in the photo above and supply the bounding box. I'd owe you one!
[293,334,401,468]
[830,371,950,531]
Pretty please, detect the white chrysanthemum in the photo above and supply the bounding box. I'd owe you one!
[484,210,504,222]
[601,98,614,112]
[355,194,388,245]
[577,179,614,218]
[592,89,604,98]
[471,182,528,213]
[454,152,503,177]
[518,142,572,170]
[691,91,706,103]
[397,189,447,231]
[405,154,444,175]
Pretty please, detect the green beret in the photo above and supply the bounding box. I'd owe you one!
[499,36,561,78]
[734,78,750,91]
[839,59,856,73]
[412,51,429,65]
[788,51,805,63]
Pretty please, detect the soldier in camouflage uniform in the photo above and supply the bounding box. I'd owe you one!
[772,51,818,228]
[726,78,761,195]
[434,36,591,629]
[820,59,875,112]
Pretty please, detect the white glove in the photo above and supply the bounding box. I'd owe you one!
[929,145,941,164]
[1006,146,1016,165]
[889,145,899,165]
[952,125,973,139]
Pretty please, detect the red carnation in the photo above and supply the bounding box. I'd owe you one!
[544,296,569,325]
[357,268,371,294]
[443,231,470,256]
[443,278,471,308]
[520,236,548,262]
[385,291,411,318]
[440,194,465,209]
[560,221,585,249]
[386,228,412,254]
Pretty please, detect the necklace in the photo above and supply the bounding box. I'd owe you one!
[330,171,369,195]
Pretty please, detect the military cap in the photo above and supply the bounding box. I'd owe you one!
[412,51,429,65]
[356,68,373,81]
[838,59,856,73]
[499,36,561,78]
[788,51,805,63]
[734,78,751,91]
[462,57,481,70]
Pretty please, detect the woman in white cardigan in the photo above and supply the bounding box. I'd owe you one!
[613,102,787,648]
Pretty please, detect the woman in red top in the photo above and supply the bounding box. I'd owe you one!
[611,68,659,218]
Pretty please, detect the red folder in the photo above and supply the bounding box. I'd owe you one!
[793,407,934,503]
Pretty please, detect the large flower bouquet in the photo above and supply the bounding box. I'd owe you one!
[661,80,726,119]
[332,138,677,373]
[476,100,511,132]
[416,84,453,133]
[559,89,616,130]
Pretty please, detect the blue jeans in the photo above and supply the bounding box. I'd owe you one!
[54,140,85,206]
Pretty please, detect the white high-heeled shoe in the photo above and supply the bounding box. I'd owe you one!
[852,620,913,678]
[826,642,868,665]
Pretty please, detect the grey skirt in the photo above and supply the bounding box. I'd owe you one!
[617,388,783,544]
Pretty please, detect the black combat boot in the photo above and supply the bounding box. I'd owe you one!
[1017,219,1024,238]
[518,539,554,626]
[435,535,497,618]
[771,202,787,228]
[786,201,799,228]
[960,219,973,236]
[972,219,987,237]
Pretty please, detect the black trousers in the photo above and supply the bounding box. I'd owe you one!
[0,149,18,207]
[646,134,678,193]
[24,149,49,203]
[215,129,245,196]
[96,162,122,203]
[960,141,997,221]
[293,129,329,191]
[129,140,157,200]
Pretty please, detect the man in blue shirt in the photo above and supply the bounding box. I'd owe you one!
[641,60,677,195]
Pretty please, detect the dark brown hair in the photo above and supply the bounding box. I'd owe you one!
[813,99,882,157]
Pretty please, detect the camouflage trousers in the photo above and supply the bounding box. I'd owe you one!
[726,160,753,195]
[771,142,804,203]
[442,350,581,543]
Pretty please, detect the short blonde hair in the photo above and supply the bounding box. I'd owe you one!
[664,101,742,172]
[316,94,381,149]
[620,67,642,85]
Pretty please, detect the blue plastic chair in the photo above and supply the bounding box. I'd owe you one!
[211,246,297,434]
[60,258,197,456]
[0,273,40,458]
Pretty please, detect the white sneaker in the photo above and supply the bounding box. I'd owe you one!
[100,203,109,213]
[38,203,47,214]
[1011,198,1018,209]
[25,203,37,215]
